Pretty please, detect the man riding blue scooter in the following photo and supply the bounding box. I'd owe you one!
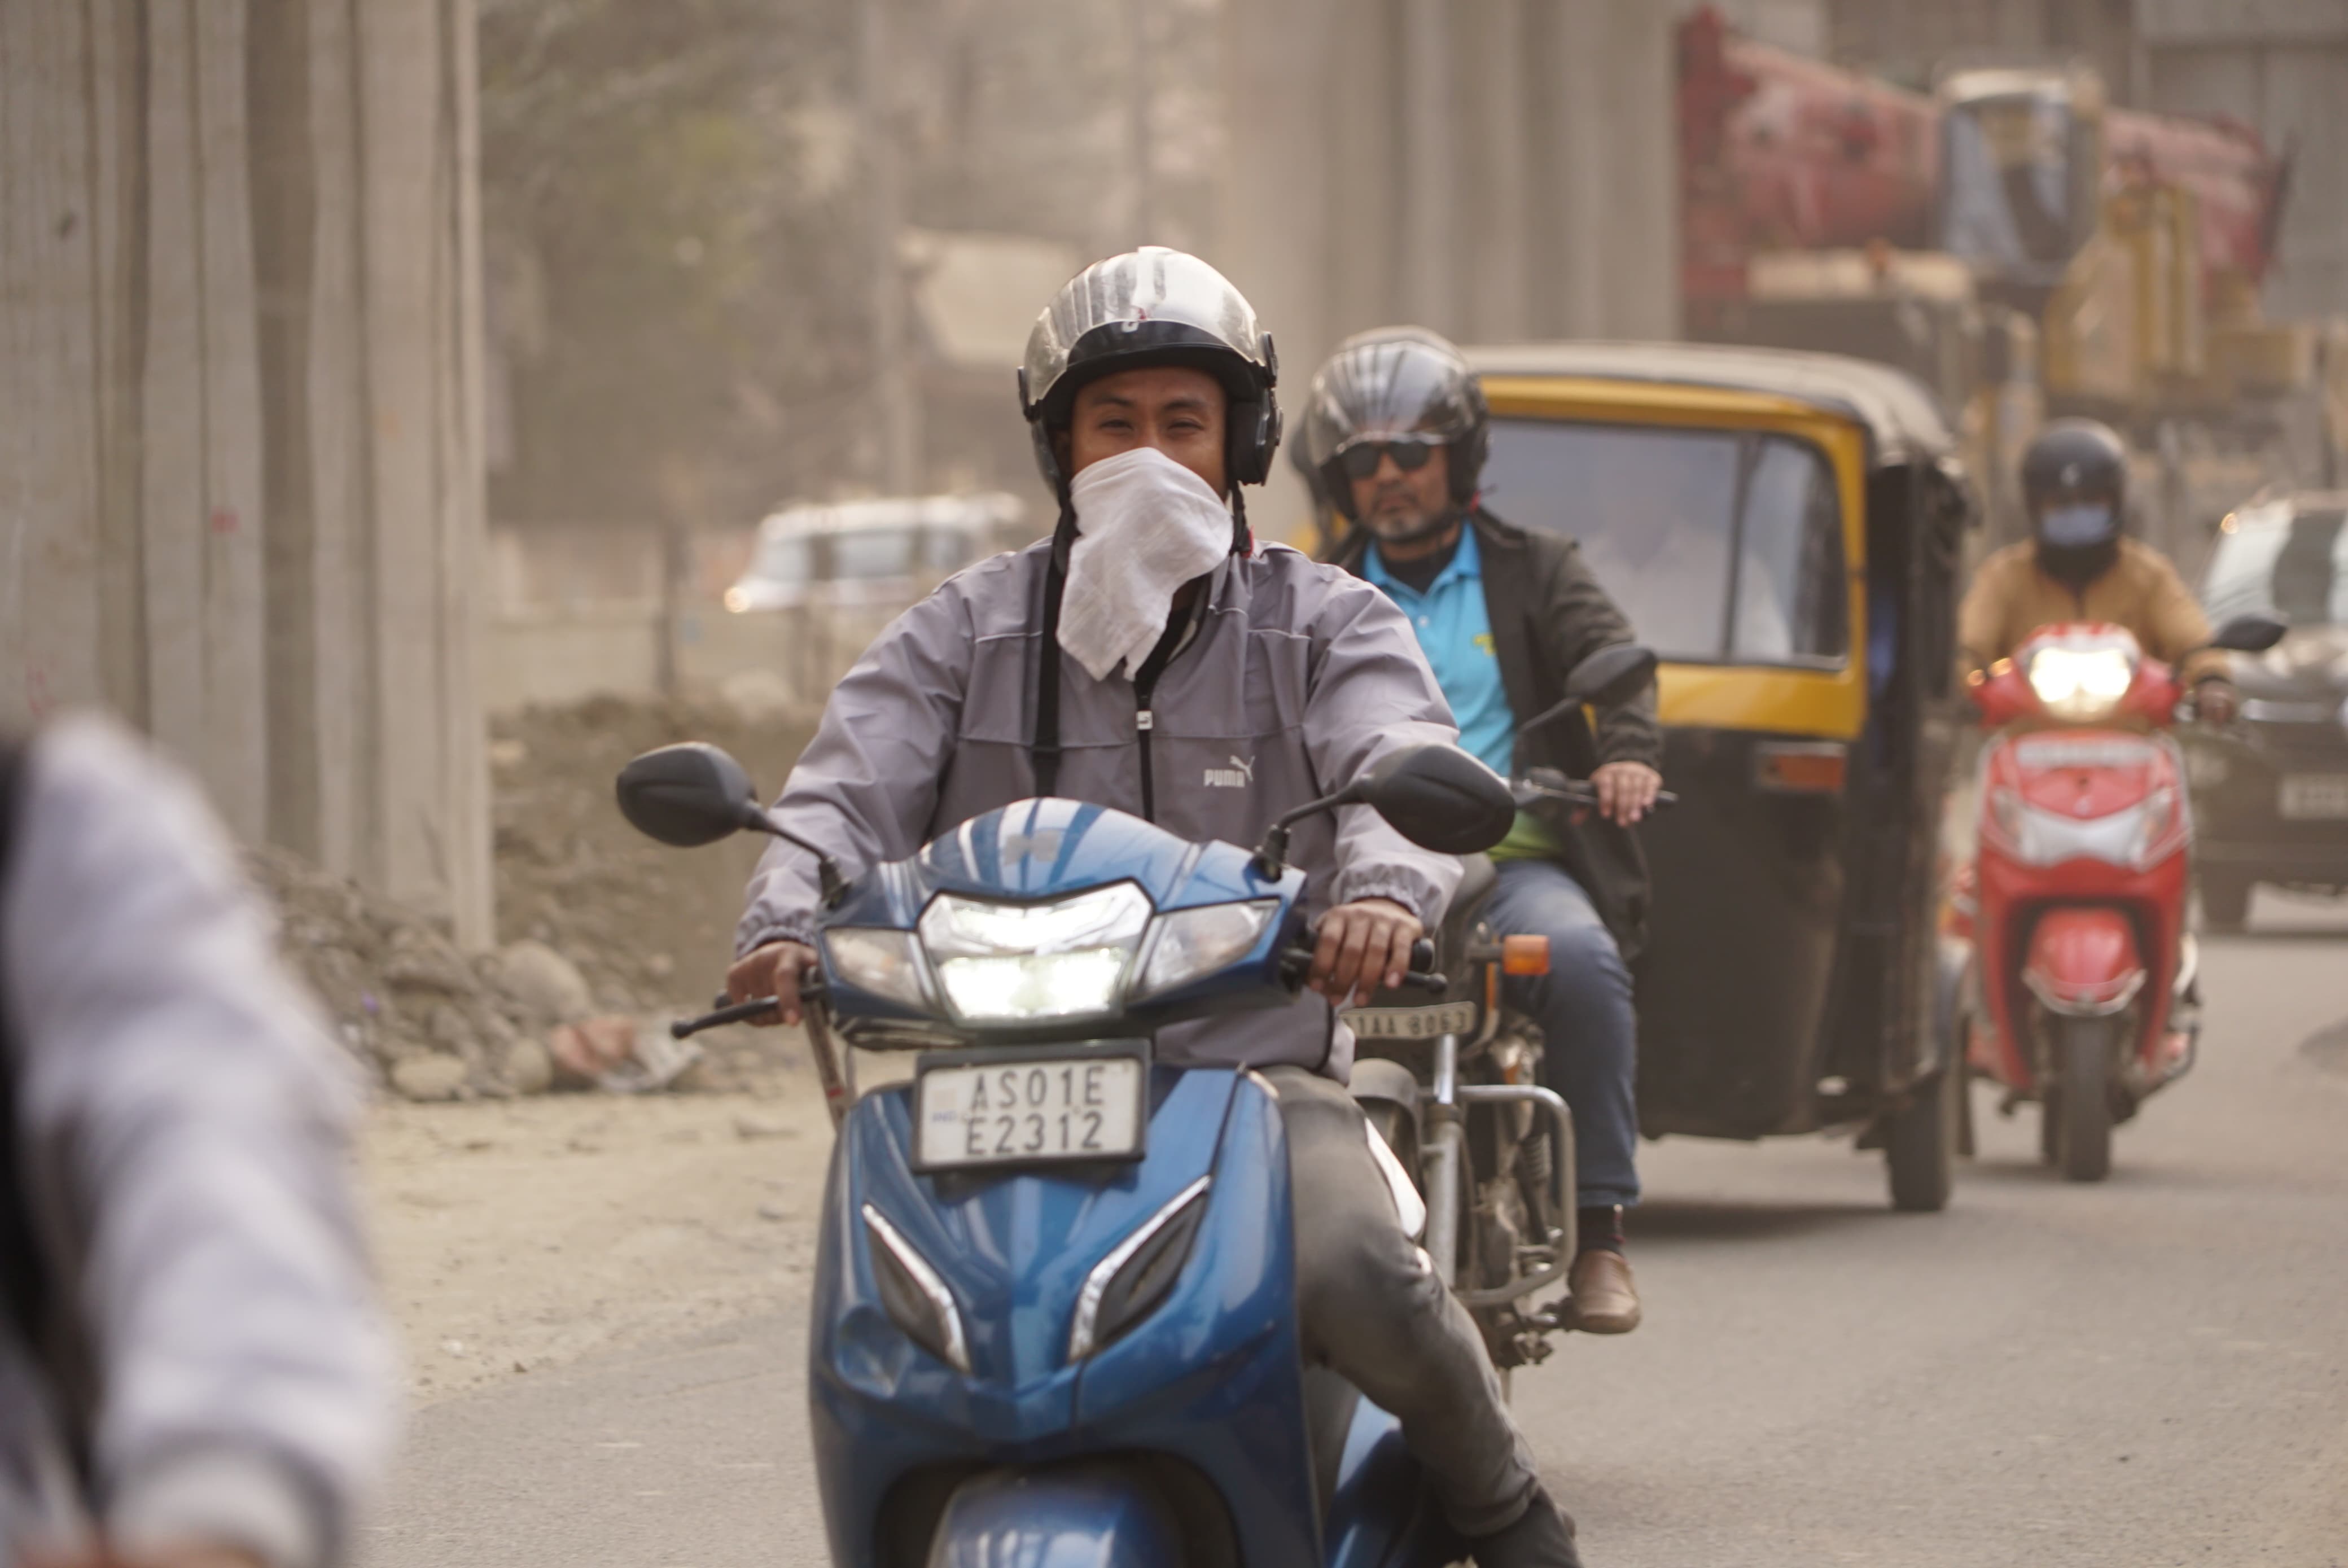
[722,248,1585,1566]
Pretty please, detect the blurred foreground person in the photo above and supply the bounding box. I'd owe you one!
[1307,328,1660,1335]
[1,718,396,1568]
[1959,418,2237,719]
[728,248,1584,1566]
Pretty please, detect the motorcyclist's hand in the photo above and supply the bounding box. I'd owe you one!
[1591,761,1663,826]
[2194,679,2239,725]
[1309,897,1423,1008]
[726,939,817,1027]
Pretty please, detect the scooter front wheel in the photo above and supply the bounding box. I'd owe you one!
[2053,1017,2117,1182]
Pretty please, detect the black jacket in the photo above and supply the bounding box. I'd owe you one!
[1330,507,1662,956]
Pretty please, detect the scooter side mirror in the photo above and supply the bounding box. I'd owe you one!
[2207,613,2287,654]
[616,743,765,847]
[1561,643,1659,708]
[1520,645,1660,739]
[1352,745,1518,855]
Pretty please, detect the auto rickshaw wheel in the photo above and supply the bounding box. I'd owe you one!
[2054,1018,2116,1182]
[1884,1066,1959,1212]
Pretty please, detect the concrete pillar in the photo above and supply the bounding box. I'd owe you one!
[1,0,493,944]
[1222,0,1680,529]
[1549,0,1680,340]
[1399,0,1460,330]
[1464,0,1536,341]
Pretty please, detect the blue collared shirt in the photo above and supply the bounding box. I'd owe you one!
[1363,529,1517,780]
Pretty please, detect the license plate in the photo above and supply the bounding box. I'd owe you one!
[913,1046,1147,1171]
[1342,1000,1478,1040]
[2279,774,2348,820]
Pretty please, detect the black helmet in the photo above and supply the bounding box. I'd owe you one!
[1300,328,1489,522]
[1018,247,1280,491]
[2020,418,2127,551]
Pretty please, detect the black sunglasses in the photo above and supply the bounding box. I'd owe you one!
[1335,437,1442,482]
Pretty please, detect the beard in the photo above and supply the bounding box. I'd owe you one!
[2036,537,2120,591]
[1360,485,1457,546]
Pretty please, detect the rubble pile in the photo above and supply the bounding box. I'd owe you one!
[244,693,821,1102]
[488,694,817,1013]
[248,846,568,1100]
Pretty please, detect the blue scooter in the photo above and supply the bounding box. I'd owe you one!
[616,740,1521,1567]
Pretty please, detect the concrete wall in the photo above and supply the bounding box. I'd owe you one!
[1,0,492,943]
[2137,0,2348,322]
[1220,0,1679,537]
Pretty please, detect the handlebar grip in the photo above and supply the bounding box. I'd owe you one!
[673,996,781,1038]
[1408,938,1435,972]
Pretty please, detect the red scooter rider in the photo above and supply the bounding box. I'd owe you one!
[1958,420,2236,717]
[1950,421,2273,1180]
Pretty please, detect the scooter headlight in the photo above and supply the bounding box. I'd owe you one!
[1132,900,1282,1001]
[918,884,1152,1023]
[823,928,930,1010]
[2026,645,2136,722]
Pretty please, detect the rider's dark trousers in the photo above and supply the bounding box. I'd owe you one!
[1263,1065,1544,1539]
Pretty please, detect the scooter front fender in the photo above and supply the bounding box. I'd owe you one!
[2022,907,2145,1017]
[926,1463,1188,1568]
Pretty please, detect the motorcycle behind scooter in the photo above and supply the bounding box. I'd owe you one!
[1949,614,2284,1181]
[615,737,1525,1567]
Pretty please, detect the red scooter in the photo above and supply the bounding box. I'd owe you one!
[1946,615,2283,1181]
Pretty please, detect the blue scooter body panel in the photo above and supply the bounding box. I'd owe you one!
[1326,1399,1469,1568]
[791,797,1441,1566]
[925,1464,1189,1568]
[813,1068,1321,1565]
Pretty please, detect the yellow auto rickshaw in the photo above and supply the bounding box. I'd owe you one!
[1461,341,1978,1210]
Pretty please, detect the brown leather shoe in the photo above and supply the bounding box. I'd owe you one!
[1567,1249,1641,1334]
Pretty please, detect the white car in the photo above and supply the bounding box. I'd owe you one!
[724,492,1028,614]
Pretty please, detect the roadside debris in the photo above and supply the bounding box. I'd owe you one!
[244,693,818,1102]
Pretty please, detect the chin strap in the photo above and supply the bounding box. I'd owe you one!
[1033,500,1077,798]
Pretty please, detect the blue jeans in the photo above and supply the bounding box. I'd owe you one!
[1482,858,1641,1211]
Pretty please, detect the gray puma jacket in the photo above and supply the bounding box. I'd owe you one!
[737,539,1465,1080]
[0,717,395,1568]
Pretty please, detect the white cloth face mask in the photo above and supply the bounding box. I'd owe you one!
[1058,446,1234,682]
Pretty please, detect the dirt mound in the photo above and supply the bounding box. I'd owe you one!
[251,694,820,1100]
[250,846,549,1099]
[488,694,816,1010]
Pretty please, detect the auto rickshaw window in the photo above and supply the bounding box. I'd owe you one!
[1481,417,1847,668]
[1732,439,1848,664]
[1480,419,1738,661]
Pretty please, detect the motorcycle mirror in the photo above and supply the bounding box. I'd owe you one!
[2206,613,2287,654]
[1563,644,1659,707]
[1250,744,1515,878]
[1353,746,1518,855]
[1520,644,1659,738]
[616,744,849,902]
[616,743,764,846]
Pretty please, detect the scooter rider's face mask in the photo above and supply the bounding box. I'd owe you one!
[2039,502,2117,550]
[1057,445,1234,682]
[2035,500,2121,589]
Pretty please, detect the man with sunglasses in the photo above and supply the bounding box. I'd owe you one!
[1307,328,1662,1335]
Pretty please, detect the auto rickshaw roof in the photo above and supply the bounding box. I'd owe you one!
[1462,341,1958,466]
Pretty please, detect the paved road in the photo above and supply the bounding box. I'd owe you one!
[365,894,2348,1567]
